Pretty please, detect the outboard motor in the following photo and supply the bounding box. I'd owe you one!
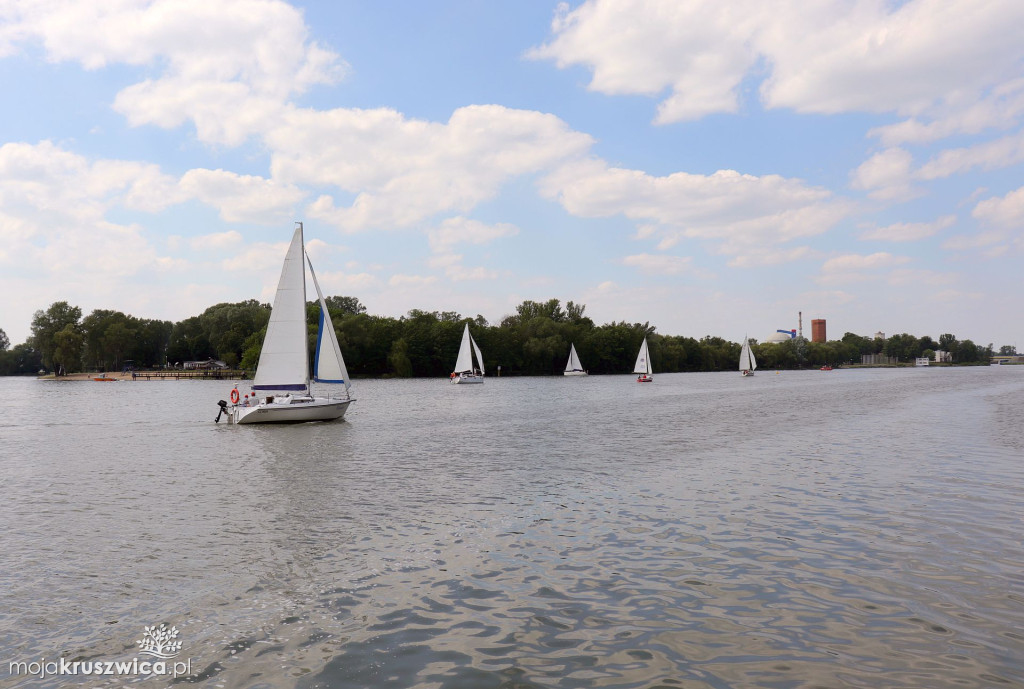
[215,399,228,423]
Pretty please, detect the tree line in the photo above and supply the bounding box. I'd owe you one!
[0,297,1000,377]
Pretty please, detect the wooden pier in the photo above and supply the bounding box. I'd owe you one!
[131,369,246,381]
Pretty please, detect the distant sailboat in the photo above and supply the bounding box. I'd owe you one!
[563,343,587,376]
[634,336,653,382]
[216,223,354,424]
[739,335,757,377]
[451,324,485,384]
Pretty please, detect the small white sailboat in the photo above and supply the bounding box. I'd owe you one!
[216,223,353,424]
[563,343,587,376]
[739,334,757,377]
[634,336,653,382]
[450,324,485,384]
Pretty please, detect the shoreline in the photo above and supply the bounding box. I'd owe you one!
[37,370,246,381]
[38,371,135,381]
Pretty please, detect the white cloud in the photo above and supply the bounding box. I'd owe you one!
[221,240,290,273]
[942,230,1009,251]
[283,104,593,231]
[916,130,1024,180]
[427,216,519,251]
[528,0,758,123]
[532,0,1024,137]
[443,265,499,281]
[972,186,1024,227]
[0,140,181,222]
[886,268,957,287]
[859,215,956,241]
[936,188,1024,256]
[3,0,347,146]
[388,274,437,288]
[817,252,912,284]
[0,141,170,275]
[869,79,1024,145]
[822,252,911,273]
[798,290,856,307]
[849,148,920,201]
[188,231,243,251]
[314,269,379,293]
[622,253,692,275]
[727,246,819,267]
[179,169,306,224]
[427,252,498,282]
[542,159,846,254]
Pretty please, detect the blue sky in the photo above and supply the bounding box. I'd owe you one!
[1,0,1022,350]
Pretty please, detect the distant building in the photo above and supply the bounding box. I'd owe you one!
[184,359,229,370]
[765,329,796,344]
[934,350,953,363]
[874,331,885,340]
[811,319,826,343]
[915,357,930,367]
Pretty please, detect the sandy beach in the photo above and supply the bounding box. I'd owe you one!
[38,371,135,381]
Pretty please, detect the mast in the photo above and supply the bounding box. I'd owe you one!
[299,222,310,393]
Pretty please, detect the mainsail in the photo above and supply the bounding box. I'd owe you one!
[739,335,757,372]
[253,227,309,391]
[565,343,583,372]
[633,337,651,375]
[454,324,474,373]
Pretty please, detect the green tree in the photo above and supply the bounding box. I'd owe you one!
[958,339,980,362]
[0,343,43,375]
[387,337,413,377]
[0,327,9,351]
[30,301,82,371]
[101,322,137,370]
[938,333,958,356]
[883,333,918,362]
[52,324,84,374]
[324,295,367,315]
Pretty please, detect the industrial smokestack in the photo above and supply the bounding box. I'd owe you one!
[799,311,803,339]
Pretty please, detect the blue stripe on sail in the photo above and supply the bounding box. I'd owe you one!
[313,309,326,381]
[253,383,307,391]
[314,377,346,384]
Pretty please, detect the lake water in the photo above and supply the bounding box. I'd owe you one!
[1,367,1022,688]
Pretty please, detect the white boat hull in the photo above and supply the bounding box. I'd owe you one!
[451,373,484,384]
[741,370,754,377]
[229,396,352,424]
[563,371,588,376]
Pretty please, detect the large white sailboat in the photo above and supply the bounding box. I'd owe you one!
[739,334,757,377]
[634,336,653,382]
[216,223,353,424]
[450,324,485,384]
[563,343,587,376]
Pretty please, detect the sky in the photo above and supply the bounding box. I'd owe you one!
[1,0,1022,350]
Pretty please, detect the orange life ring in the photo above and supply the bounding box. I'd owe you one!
[230,388,240,404]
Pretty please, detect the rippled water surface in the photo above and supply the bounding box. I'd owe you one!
[1,367,1023,688]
